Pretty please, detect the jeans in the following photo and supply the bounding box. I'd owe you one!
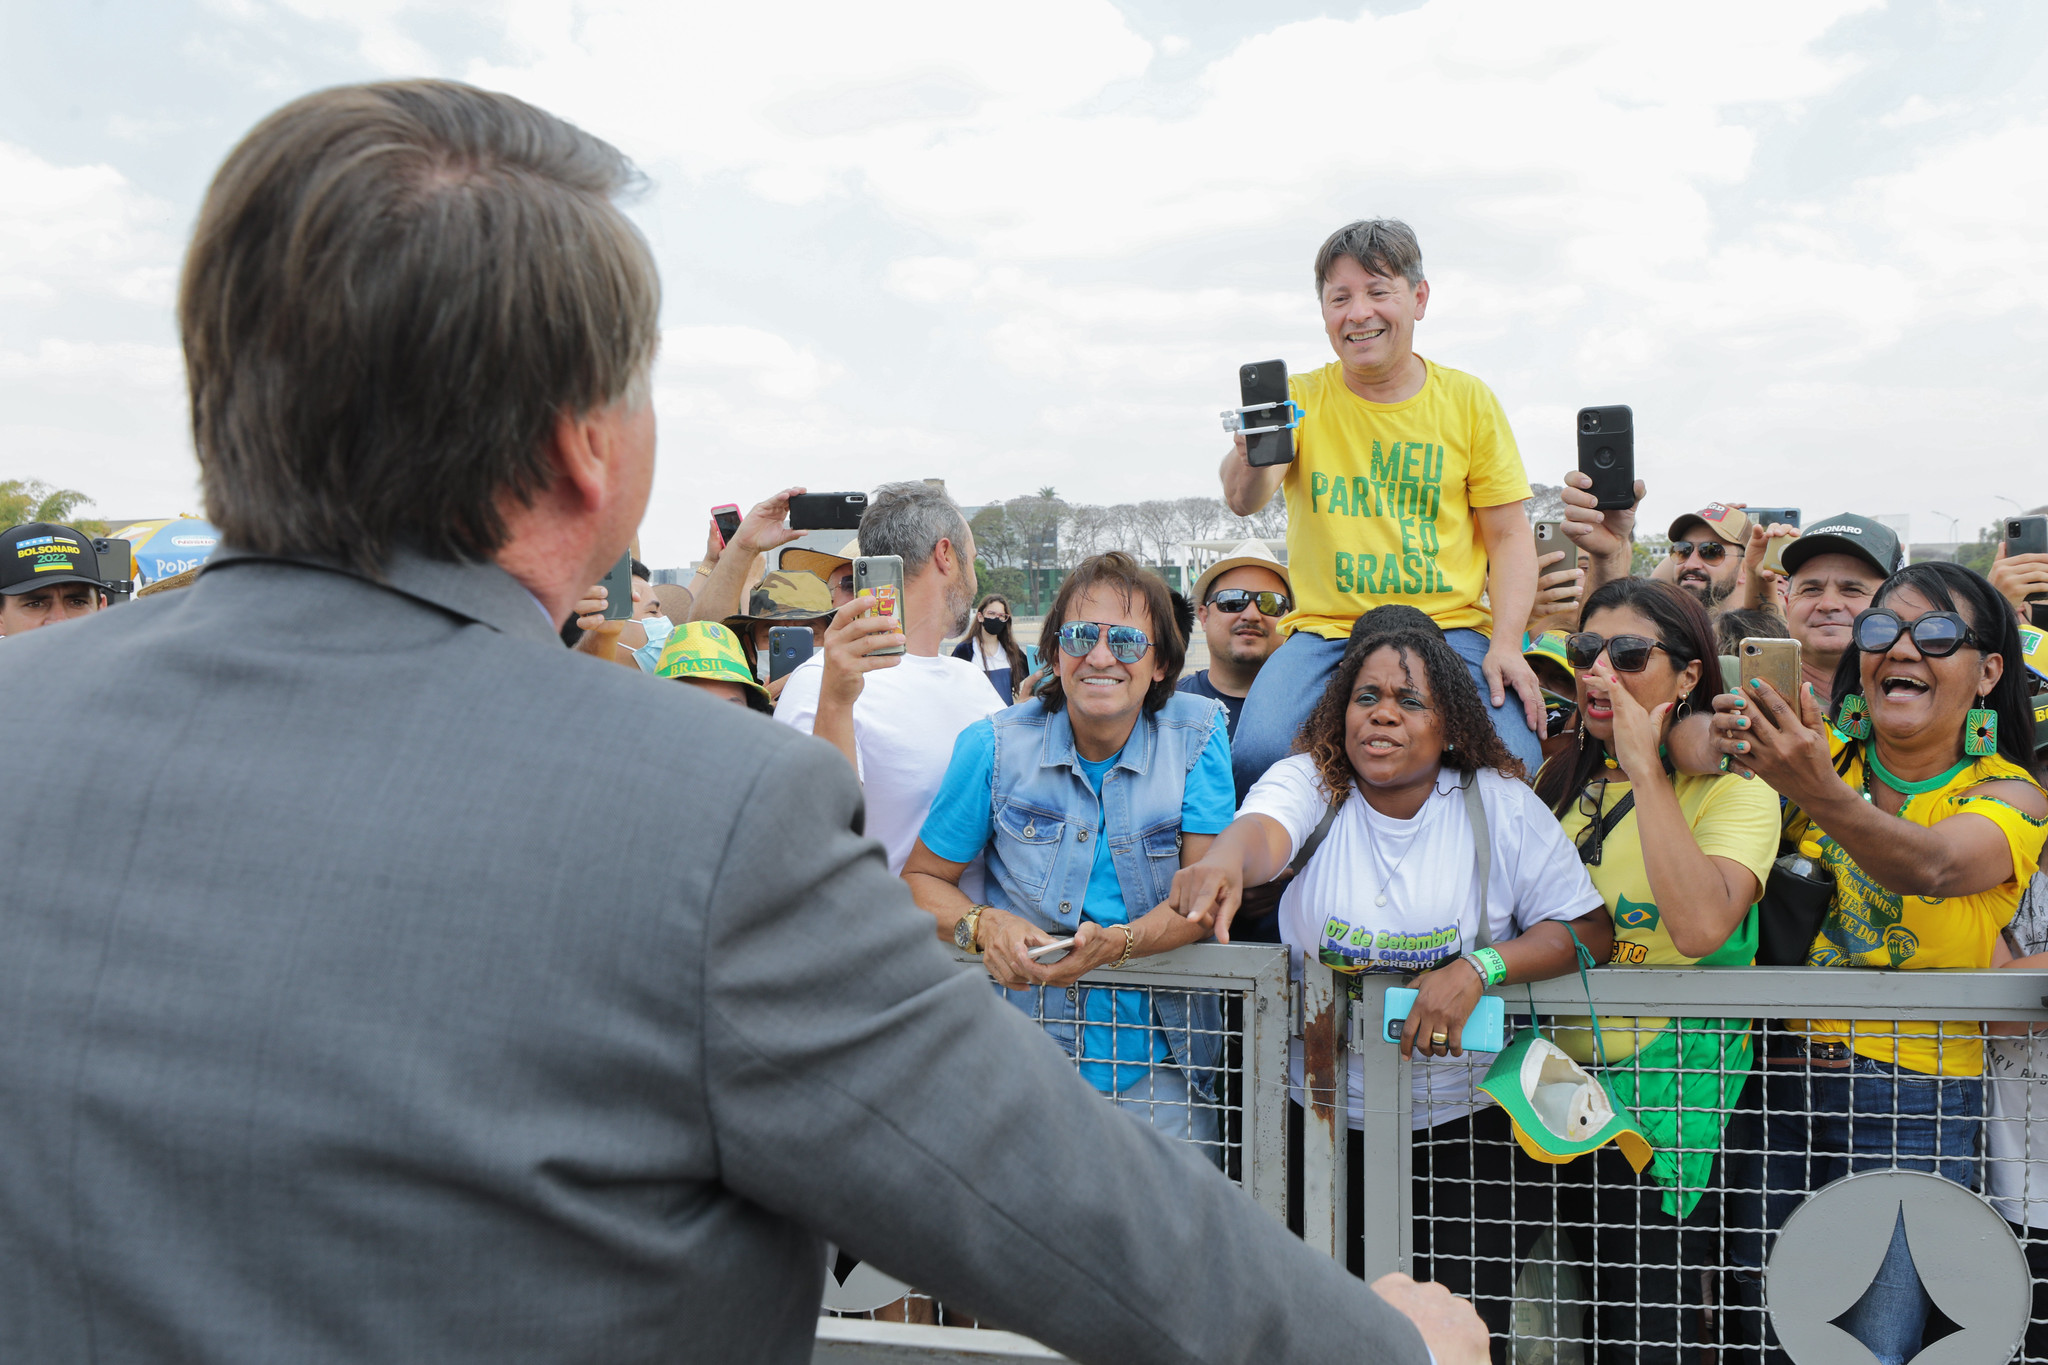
[1763,1054,1983,1365]
[1113,1064,1221,1166]
[1232,627,1543,802]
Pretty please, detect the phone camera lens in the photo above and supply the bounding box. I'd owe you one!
[1579,413,1599,434]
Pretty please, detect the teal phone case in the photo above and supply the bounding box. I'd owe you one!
[1381,989,1505,1052]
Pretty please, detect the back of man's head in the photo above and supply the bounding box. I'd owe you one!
[858,482,969,577]
[180,80,660,577]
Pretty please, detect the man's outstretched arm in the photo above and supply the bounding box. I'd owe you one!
[704,737,1480,1365]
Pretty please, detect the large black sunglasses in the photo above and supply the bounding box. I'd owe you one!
[1852,608,1983,659]
[1565,632,1670,673]
[1669,540,1741,564]
[1057,621,1153,664]
[1207,588,1291,617]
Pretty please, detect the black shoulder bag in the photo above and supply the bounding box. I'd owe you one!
[1753,745,1854,966]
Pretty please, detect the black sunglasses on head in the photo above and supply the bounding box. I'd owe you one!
[1852,608,1982,659]
[1565,632,1670,673]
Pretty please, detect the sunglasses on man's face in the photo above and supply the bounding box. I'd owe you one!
[1668,540,1738,564]
[1207,588,1291,617]
[1852,608,1983,659]
[1057,621,1153,665]
[1564,632,1670,673]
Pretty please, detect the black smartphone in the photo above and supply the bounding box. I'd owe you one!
[788,492,868,531]
[2009,516,2048,603]
[1238,360,1294,468]
[1575,405,1635,511]
[599,550,634,621]
[92,538,132,593]
[1746,507,1801,531]
[768,625,814,681]
[711,503,742,550]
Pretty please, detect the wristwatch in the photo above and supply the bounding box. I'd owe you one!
[954,904,991,953]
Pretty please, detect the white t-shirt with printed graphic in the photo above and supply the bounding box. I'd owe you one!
[1240,756,1603,1130]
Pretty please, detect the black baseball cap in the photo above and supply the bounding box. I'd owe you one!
[1779,514,1903,581]
[0,523,104,596]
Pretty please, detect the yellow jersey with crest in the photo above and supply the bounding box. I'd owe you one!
[1551,769,1780,1064]
[1788,734,2048,1076]
[1279,359,1530,641]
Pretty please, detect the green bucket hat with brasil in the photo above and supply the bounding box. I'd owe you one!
[655,622,773,713]
[1474,936,1652,1171]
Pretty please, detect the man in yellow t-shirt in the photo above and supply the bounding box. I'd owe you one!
[1220,219,1544,801]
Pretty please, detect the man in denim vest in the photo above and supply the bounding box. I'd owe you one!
[906,552,1236,1155]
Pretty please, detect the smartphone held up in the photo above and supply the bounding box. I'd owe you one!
[1222,360,1298,468]
[854,555,907,657]
[1575,405,1635,511]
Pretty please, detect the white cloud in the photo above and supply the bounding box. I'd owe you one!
[0,143,178,305]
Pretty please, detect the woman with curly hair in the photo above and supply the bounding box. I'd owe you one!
[1166,614,1609,1329]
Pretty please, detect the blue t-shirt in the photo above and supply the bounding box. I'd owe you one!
[920,712,1236,1093]
[1176,670,1245,740]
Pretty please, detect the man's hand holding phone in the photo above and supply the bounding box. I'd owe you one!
[1560,469,1643,560]
[1991,540,2048,616]
[733,487,810,557]
[1732,518,1799,613]
[1526,548,1585,636]
[821,595,905,702]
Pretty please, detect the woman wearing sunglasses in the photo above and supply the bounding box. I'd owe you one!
[1533,577,1780,1361]
[904,553,1236,1153]
[1705,560,2047,1365]
[1165,614,1609,1323]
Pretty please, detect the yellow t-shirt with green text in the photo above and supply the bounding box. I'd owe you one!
[1281,359,1531,640]
[1552,770,1780,1065]
[1788,735,2048,1076]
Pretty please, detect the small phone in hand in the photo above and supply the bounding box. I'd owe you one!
[768,625,814,681]
[2008,516,2048,603]
[1575,405,1635,511]
[711,503,742,550]
[598,550,634,622]
[789,492,868,531]
[1027,937,1076,964]
[853,555,907,657]
[1740,638,1801,708]
[1746,506,1801,532]
[1237,360,1295,467]
[1382,989,1506,1053]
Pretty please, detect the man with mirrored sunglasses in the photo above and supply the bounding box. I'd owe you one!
[1178,540,1292,741]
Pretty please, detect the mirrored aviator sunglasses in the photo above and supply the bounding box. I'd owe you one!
[1852,608,1979,659]
[1564,631,1667,672]
[1057,621,1152,664]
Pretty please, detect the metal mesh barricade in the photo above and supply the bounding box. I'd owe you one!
[1322,967,2048,1365]
[816,942,1290,1357]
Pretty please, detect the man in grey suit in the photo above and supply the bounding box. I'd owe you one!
[0,80,1483,1364]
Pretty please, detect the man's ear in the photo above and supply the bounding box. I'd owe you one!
[932,537,957,577]
[544,409,608,514]
[1411,277,1430,320]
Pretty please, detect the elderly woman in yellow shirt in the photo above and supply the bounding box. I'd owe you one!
[1712,560,2048,1365]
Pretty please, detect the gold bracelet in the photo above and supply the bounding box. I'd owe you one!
[1113,923,1137,969]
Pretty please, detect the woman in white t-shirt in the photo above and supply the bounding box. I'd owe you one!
[1168,616,1611,1333]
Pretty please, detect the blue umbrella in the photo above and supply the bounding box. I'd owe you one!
[123,518,222,584]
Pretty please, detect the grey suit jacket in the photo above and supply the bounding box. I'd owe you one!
[0,551,1429,1364]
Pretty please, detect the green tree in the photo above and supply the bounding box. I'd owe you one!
[0,480,105,535]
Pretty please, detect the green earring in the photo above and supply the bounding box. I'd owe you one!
[1836,692,1872,740]
[1966,701,1997,757]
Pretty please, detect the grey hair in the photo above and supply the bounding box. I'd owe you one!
[859,481,971,576]
[1313,218,1425,295]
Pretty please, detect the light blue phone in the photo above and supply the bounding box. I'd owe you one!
[1381,989,1505,1053]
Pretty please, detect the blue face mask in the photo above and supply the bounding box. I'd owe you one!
[641,615,674,649]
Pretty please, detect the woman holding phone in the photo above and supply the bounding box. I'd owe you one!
[1534,576,1780,1363]
[1166,611,1609,1331]
[1706,560,2047,1365]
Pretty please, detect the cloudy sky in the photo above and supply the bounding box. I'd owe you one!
[5,0,2046,570]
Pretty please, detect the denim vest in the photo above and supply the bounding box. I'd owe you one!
[983,692,1227,1096]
